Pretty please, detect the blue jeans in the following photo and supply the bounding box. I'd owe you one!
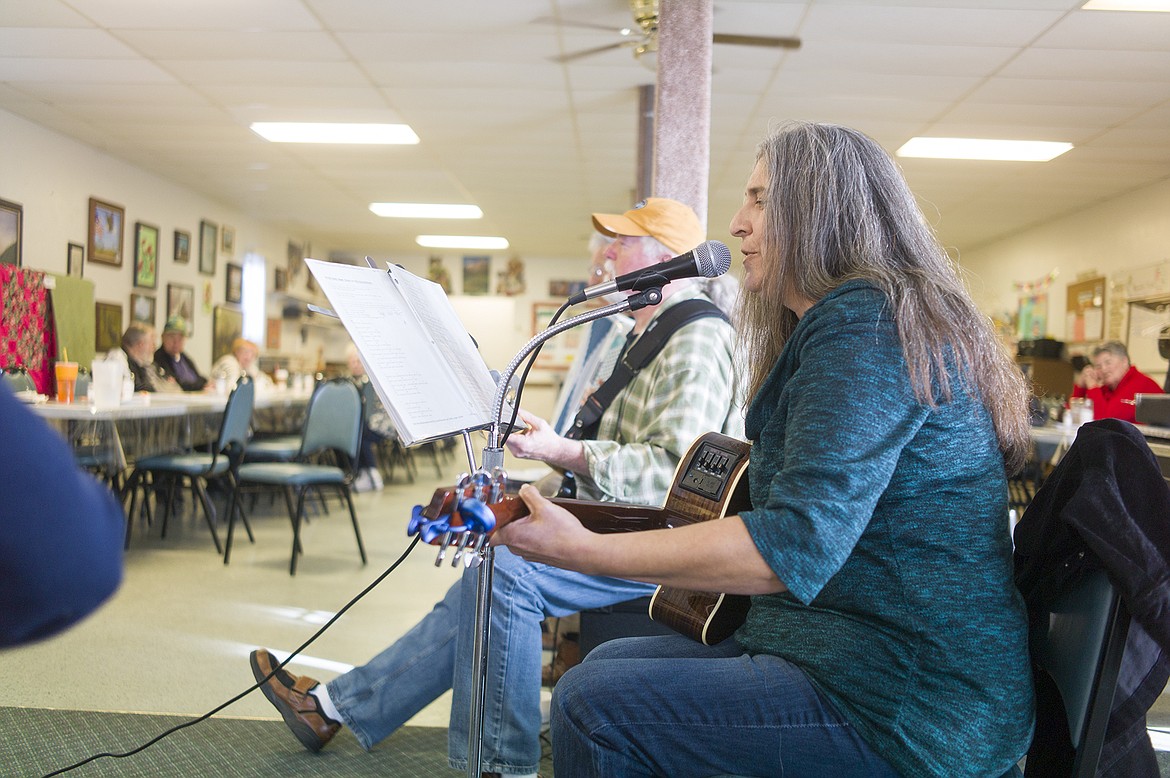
[326,546,656,774]
[550,634,901,778]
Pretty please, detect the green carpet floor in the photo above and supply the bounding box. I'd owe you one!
[0,707,554,777]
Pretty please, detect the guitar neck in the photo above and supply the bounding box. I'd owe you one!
[493,496,670,535]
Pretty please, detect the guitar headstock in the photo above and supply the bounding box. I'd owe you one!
[408,469,518,568]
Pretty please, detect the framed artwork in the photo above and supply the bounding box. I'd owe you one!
[462,255,490,296]
[548,279,587,298]
[1066,276,1106,343]
[130,293,156,326]
[427,256,452,292]
[166,282,194,332]
[199,219,217,276]
[88,197,125,267]
[0,198,22,267]
[133,221,159,288]
[94,301,123,353]
[225,262,242,304]
[174,229,190,263]
[531,301,581,370]
[274,267,288,292]
[266,317,282,351]
[67,242,84,278]
[212,305,242,363]
[221,225,235,256]
[287,240,303,279]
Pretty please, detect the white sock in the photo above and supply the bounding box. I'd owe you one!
[309,683,344,725]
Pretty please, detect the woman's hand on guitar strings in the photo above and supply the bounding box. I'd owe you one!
[493,484,600,571]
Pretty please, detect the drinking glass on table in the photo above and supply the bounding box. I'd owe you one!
[55,361,78,403]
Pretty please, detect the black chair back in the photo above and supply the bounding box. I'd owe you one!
[1024,568,1130,777]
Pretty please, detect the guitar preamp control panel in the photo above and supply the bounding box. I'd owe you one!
[679,439,746,502]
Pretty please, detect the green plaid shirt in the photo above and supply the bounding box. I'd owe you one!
[578,287,741,506]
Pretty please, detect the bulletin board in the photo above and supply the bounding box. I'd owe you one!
[1065,276,1105,343]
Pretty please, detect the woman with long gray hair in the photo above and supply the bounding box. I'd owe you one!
[498,121,1034,777]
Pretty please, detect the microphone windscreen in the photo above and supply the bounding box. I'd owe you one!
[695,240,732,278]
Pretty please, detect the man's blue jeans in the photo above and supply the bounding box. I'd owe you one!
[550,634,901,778]
[326,546,655,774]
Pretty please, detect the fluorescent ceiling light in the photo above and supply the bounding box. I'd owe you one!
[896,137,1073,162]
[370,203,483,219]
[250,122,419,144]
[416,235,509,250]
[1082,0,1170,11]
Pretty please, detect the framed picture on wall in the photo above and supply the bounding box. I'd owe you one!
[166,282,194,332]
[212,305,242,363]
[0,198,22,267]
[174,229,191,264]
[67,242,84,278]
[199,219,217,276]
[266,317,282,350]
[133,221,159,289]
[221,225,235,256]
[88,197,124,267]
[462,255,490,295]
[274,267,288,292]
[130,293,156,326]
[94,301,123,353]
[225,263,242,304]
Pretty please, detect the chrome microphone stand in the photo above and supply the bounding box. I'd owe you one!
[460,289,661,777]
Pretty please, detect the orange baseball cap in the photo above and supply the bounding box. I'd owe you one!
[591,197,704,256]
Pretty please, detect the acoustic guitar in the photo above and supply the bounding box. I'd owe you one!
[420,432,753,645]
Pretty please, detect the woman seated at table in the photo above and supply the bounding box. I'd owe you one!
[1072,340,1163,423]
[210,338,274,391]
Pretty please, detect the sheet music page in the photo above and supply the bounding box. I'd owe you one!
[387,265,510,423]
[305,260,492,445]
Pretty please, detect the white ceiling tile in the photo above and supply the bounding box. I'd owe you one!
[62,0,322,31]
[161,59,369,87]
[1036,10,1170,52]
[0,28,139,57]
[114,30,349,61]
[0,57,175,83]
[803,5,1066,46]
[1002,48,1170,82]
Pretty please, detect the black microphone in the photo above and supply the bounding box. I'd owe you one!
[568,240,732,305]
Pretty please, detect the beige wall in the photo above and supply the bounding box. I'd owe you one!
[960,175,1170,382]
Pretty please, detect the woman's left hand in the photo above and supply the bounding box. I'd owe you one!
[493,484,600,571]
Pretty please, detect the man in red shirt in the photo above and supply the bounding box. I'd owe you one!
[1072,340,1163,423]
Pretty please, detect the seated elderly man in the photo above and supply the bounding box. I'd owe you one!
[1072,340,1164,423]
[154,317,208,392]
[109,323,180,393]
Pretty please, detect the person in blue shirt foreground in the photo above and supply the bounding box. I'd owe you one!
[496,121,1037,777]
[0,382,123,648]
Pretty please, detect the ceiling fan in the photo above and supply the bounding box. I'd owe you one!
[538,0,801,64]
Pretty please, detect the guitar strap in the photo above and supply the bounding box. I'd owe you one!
[565,298,729,443]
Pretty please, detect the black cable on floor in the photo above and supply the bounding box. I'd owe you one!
[42,535,422,777]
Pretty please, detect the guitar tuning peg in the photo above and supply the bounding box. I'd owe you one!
[450,532,475,567]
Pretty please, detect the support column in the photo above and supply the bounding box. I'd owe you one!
[653,0,713,229]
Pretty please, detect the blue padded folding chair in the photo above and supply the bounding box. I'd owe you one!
[224,378,366,575]
[123,377,255,552]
